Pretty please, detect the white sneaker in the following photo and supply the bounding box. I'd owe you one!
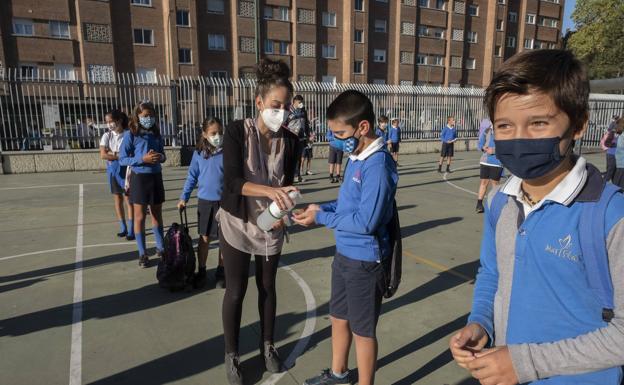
[306,171,314,175]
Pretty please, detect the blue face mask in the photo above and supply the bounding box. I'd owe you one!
[494,136,572,180]
[139,116,155,129]
[337,136,359,153]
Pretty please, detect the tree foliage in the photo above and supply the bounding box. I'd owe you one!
[567,0,624,79]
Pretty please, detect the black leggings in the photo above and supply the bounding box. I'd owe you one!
[221,236,281,354]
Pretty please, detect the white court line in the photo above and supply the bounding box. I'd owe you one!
[0,182,106,191]
[262,264,317,385]
[69,184,84,385]
[442,161,479,197]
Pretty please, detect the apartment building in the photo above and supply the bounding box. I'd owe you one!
[0,0,564,87]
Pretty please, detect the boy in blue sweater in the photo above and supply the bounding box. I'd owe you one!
[389,117,401,165]
[438,115,457,173]
[475,118,503,213]
[450,50,624,385]
[294,90,398,385]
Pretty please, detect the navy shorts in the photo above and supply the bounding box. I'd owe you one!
[328,146,344,164]
[390,142,400,153]
[330,252,385,338]
[479,165,503,181]
[441,142,454,157]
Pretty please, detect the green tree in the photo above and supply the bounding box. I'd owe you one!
[568,0,624,79]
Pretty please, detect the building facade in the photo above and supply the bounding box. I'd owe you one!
[0,0,564,87]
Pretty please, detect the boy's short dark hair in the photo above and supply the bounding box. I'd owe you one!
[294,94,304,102]
[378,115,389,123]
[485,49,589,133]
[327,90,375,129]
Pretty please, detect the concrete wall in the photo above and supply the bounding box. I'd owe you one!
[1,139,476,174]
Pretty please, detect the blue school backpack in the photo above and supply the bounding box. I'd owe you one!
[487,182,622,322]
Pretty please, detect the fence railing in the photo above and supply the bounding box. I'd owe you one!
[1,68,623,151]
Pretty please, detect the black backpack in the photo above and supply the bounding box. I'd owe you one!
[157,207,196,292]
[382,200,402,299]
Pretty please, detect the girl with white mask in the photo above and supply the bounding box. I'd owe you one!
[216,58,299,385]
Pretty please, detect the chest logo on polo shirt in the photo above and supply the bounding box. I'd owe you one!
[352,169,362,184]
[545,234,579,262]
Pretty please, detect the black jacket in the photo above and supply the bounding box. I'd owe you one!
[221,119,298,222]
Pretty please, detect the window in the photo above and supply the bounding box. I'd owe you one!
[402,22,416,36]
[322,75,336,83]
[239,36,256,53]
[322,12,336,27]
[418,0,428,6]
[85,23,112,43]
[210,71,228,79]
[451,56,462,68]
[354,29,364,43]
[264,39,274,54]
[178,48,192,64]
[374,19,387,33]
[506,36,516,47]
[298,42,315,57]
[131,0,151,5]
[524,38,534,49]
[278,6,289,21]
[176,10,190,26]
[431,55,444,66]
[298,8,315,24]
[452,29,464,41]
[373,79,386,84]
[377,0,389,2]
[468,4,478,16]
[418,25,429,37]
[354,60,364,74]
[508,11,518,22]
[455,1,465,14]
[466,58,476,69]
[239,1,255,17]
[88,64,114,83]
[400,51,414,64]
[526,13,536,24]
[298,75,315,82]
[208,34,226,50]
[136,68,157,83]
[467,31,477,43]
[373,49,386,62]
[496,19,504,30]
[13,19,34,36]
[497,0,505,3]
[434,0,446,10]
[420,26,446,40]
[264,6,273,19]
[548,42,557,49]
[278,41,289,55]
[417,54,427,65]
[54,64,75,80]
[400,80,413,86]
[403,0,417,6]
[539,17,558,28]
[322,44,336,58]
[49,21,70,38]
[355,0,365,11]
[495,45,502,56]
[133,28,153,45]
[207,0,225,14]
[433,28,445,39]
[19,63,38,78]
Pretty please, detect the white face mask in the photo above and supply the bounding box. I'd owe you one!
[260,104,287,133]
[207,134,223,148]
[107,122,116,131]
[298,103,304,109]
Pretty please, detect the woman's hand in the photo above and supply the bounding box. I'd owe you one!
[272,218,285,230]
[177,200,186,210]
[266,186,298,211]
[292,204,320,227]
[142,149,161,164]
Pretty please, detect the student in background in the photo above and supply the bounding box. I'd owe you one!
[450,49,624,385]
[601,115,619,182]
[100,109,134,240]
[475,118,503,213]
[389,117,401,166]
[326,129,345,184]
[119,101,167,268]
[613,118,624,189]
[438,116,457,173]
[177,117,226,289]
[302,131,315,176]
[375,115,389,144]
[290,94,311,183]
[295,90,398,385]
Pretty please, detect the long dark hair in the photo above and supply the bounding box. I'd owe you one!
[129,101,160,137]
[196,117,223,158]
[106,109,129,132]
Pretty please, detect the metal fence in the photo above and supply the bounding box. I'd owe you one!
[1,68,624,151]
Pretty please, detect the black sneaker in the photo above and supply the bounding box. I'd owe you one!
[446,167,452,173]
[215,266,226,289]
[138,255,149,268]
[262,342,282,373]
[303,369,353,385]
[330,177,338,184]
[117,230,127,238]
[193,268,207,289]
[437,165,442,173]
[126,234,135,241]
[476,201,485,214]
[224,353,243,385]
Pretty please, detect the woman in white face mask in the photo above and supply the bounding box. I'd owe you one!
[216,58,299,385]
[177,117,225,289]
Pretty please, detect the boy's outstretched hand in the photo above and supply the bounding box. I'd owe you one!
[467,346,518,385]
[292,204,320,227]
[449,323,489,369]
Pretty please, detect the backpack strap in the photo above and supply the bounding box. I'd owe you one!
[580,183,621,321]
[487,189,508,228]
